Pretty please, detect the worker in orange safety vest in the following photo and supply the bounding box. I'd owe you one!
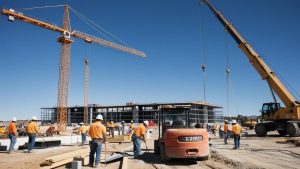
[26,116,40,153]
[8,117,17,154]
[223,120,229,144]
[88,115,106,167]
[231,120,242,150]
[131,120,149,158]
[78,122,87,145]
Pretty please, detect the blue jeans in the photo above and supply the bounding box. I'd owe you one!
[28,134,36,151]
[224,132,229,144]
[81,134,86,145]
[8,134,16,152]
[131,135,141,157]
[233,134,240,149]
[89,140,102,165]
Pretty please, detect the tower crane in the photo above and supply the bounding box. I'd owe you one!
[2,4,146,132]
[202,0,300,136]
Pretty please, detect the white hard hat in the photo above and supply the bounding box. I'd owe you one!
[232,120,237,124]
[79,122,84,125]
[143,120,149,126]
[12,117,17,122]
[224,120,228,122]
[32,116,37,121]
[96,115,103,120]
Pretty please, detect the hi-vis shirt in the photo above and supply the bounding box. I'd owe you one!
[26,122,39,134]
[78,126,87,134]
[232,123,242,135]
[133,124,146,138]
[88,121,106,139]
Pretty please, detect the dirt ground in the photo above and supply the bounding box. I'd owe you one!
[0,129,299,169]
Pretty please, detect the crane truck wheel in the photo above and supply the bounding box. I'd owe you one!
[287,122,300,137]
[255,123,267,137]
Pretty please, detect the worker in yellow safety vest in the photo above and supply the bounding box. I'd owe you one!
[78,122,87,145]
[107,120,115,138]
[129,120,136,134]
[26,116,40,153]
[231,120,242,150]
[131,121,149,158]
[88,115,106,167]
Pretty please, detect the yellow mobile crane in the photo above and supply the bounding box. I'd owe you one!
[202,0,300,136]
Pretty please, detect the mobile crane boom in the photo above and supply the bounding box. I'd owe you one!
[202,0,300,136]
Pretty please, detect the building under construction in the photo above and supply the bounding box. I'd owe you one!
[41,101,223,125]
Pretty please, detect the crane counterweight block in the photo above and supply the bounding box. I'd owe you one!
[57,36,73,44]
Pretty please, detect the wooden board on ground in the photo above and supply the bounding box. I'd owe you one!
[107,135,131,143]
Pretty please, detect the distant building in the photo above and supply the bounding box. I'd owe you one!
[41,101,223,125]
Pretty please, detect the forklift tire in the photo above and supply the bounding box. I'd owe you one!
[159,143,170,162]
[255,123,267,137]
[154,140,160,155]
[287,122,300,137]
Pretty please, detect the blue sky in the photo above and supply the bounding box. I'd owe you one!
[0,0,299,120]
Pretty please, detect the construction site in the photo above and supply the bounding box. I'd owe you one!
[0,0,300,169]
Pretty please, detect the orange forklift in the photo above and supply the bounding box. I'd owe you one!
[154,105,210,161]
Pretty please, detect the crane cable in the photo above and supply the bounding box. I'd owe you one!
[199,8,207,103]
[68,6,128,47]
[20,4,65,11]
[225,29,230,116]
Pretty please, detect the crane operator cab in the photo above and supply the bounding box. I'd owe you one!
[154,106,210,161]
[261,102,281,115]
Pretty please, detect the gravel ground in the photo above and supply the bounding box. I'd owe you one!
[0,129,299,169]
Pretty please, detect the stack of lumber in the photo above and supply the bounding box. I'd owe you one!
[107,135,131,143]
[40,148,89,169]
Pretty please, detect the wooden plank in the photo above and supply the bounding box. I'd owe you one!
[45,149,88,162]
[41,157,74,169]
[121,157,128,169]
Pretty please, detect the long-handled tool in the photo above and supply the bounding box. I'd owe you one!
[37,133,49,147]
[104,142,107,166]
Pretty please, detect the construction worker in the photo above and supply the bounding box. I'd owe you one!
[26,116,40,153]
[231,120,242,150]
[8,117,17,154]
[131,120,149,158]
[78,122,87,145]
[129,120,135,134]
[224,120,229,144]
[88,115,106,167]
[108,120,115,138]
[118,121,125,135]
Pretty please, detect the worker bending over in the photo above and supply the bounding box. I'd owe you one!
[223,120,229,144]
[8,117,17,154]
[231,120,242,150]
[88,115,106,167]
[131,120,149,158]
[26,116,40,153]
[78,122,87,145]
